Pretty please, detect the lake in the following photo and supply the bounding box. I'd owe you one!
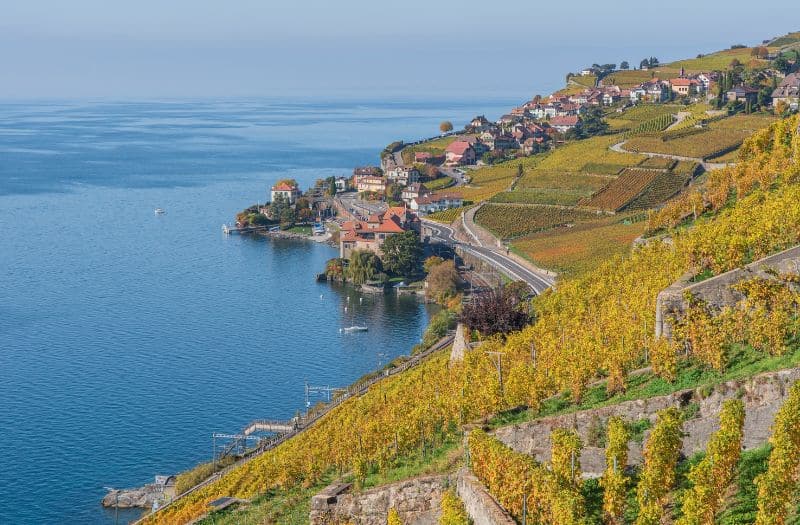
[0,98,514,523]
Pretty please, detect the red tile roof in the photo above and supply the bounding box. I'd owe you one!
[445,141,473,155]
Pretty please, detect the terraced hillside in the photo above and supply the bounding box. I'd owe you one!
[581,168,660,211]
[474,204,598,239]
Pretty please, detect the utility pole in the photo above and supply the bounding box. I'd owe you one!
[485,351,505,397]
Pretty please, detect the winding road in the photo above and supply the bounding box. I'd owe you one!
[423,219,554,294]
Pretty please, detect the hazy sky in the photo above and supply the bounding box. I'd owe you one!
[2,0,799,100]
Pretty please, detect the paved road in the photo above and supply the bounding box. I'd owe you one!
[423,219,554,294]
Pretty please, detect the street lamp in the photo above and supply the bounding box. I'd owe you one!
[103,487,119,525]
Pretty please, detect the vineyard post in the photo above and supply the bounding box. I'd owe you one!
[486,351,505,398]
[522,492,527,525]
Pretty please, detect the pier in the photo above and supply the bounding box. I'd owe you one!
[222,224,273,235]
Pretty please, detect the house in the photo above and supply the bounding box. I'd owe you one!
[468,115,491,131]
[643,80,669,102]
[444,141,476,166]
[401,183,429,204]
[772,72,800,109]
[670,77,700,96]
[339,207,419,258]
[602,92,620,105]
[270,181,301,204]
[353,166,382,178]
[356,175,386,193]
[414,152,433,163]
[697,73,716,91]
[726,85,760,104]
[409,193,464,214]
[334,177,349,192]
[385,166,420,186]
[549,115,580,133]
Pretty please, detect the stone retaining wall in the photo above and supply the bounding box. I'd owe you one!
[456,468,516,525]
[309,474,452,525]
[655,245,800,340]
[494,367,800,477]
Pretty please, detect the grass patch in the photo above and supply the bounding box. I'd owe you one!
[425,175,455,190]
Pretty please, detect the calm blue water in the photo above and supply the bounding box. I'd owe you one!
[0,98,514,524]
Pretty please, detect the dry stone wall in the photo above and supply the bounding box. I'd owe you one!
[456,468,516,525]
[655,245,800,340]
[494,367,800,477]
[309,474,452,525]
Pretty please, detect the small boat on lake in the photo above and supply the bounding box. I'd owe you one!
[154,208,166,215]
[341,326,368,333]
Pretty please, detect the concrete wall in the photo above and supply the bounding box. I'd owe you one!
[655,245,800,340]
[309,474,452,525]
[456,468,516,525]
[494,367,800,477]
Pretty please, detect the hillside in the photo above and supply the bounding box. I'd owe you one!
[140,33,800,525]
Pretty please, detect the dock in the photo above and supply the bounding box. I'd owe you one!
[222,224,273,235]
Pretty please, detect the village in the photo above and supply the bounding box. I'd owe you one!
[232,47,800,279]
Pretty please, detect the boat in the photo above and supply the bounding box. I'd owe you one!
[154,208,166,215]
[342,326,368,333]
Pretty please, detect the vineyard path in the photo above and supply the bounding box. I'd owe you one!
[610,140,730,171]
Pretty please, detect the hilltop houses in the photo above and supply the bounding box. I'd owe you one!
[339,206,420,258]
[356,175,386,193]
[550,115,580,133]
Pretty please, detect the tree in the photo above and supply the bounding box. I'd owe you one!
[640,59,650,69]
[385,182,402,203]
[620,61,629,70]
[461,285,532,337]
[579,107,610,137]
[347,250,382,284]
[423,255,445,274]
[426,260,461,304]
[773,54,792,74]
[439,121,453,134]
[381,231,423,277]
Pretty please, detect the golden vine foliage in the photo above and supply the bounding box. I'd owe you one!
[600,417,631,524]
[550,429,583,488]
[734,277,800,356]
[438,489,469,525]
[678,399,745,525]
[755,381,800,525]
[387,507,403,525]
[145,116,800,525]
[635,407,684,525]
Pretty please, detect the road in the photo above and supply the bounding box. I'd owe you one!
[423,219,554,294]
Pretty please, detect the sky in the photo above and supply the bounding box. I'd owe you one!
[2,0,800,100]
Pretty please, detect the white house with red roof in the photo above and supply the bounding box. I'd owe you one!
[270,181,301,204]
[444,141,476,166]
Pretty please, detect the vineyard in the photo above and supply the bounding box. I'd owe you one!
[626,171,691,210]
[623,113,674,138]
[582,169,660,211]
[490,188,590,206]
[637,157,676,170]
[474,204,597,239]
[144,115,800,525]
[666,47,767,72]
[468,391,800,525]
[424,175,455,191]
[425,205,472,224]
[512,215,645,276]
[439,164,518,202]
[625,128,750,159]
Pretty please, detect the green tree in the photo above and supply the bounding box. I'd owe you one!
[347,250,382,284]
[620,61,630,70]
[381,231,423,277]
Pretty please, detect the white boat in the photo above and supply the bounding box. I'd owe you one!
[154,208,166,215]
[342,326,368,333]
